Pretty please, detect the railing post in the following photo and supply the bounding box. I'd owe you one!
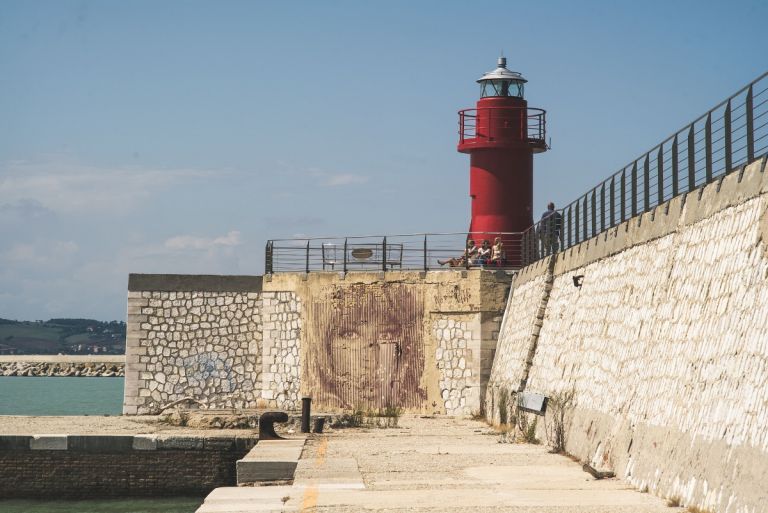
[423,235,428,272]
[643,154,650,212]
[725,99,732,172]
[567,205,573,247]
[747,85,755,162]
[705,112,713,183]
[382,236,387,272]
[620,169,626,222]
[687,125,695,192]
[343,238,348,274]
[465,240,470,270]
[582,196,588,240]
[574,201,580,244]
[657,146,664,204]
[609,177,615,227]
[305,240,310,274]
[599,184,605,232]
[591,189,597,237]
[265,241,273,274]
[631,162,637,218]
[672,136,679,197]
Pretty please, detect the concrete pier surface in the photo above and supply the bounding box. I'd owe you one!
[197,416,679,513]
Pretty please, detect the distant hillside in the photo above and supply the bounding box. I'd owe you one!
[0,318,126,355]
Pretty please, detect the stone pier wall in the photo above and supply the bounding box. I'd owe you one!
[486,157,768,513]
[123,275,301,415]
[124,270,511,416]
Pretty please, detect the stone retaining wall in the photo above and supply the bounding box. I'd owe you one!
[0,434,256,498]
[487,157,768,513]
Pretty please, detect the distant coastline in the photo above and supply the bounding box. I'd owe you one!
[0,318,126,356]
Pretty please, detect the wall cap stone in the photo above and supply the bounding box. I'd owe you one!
[128,274,263,293]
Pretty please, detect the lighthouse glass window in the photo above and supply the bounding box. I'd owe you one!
[481,80,524,98]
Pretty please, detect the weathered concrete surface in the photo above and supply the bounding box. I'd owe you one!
[237,438,306,484]
[264,270,510,415]
[196,416,675,513]
[487,155,768,513]
[0,415,257,437]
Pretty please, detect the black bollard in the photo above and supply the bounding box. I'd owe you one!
[313,417,325,433]
[301,397,312,433]
[259,411,288,440]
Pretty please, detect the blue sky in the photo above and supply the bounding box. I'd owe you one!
[1,0,766,321]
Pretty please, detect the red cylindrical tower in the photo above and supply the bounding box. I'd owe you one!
[458,57,547,265]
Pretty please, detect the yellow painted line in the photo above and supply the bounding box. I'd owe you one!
[300,486,318,510]
[316,435,328,467]
[301,436,328,511]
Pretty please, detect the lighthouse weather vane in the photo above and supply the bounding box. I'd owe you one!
[457,56,548,266]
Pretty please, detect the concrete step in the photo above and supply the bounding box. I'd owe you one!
[236,437,306,484]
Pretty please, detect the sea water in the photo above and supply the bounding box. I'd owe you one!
[0,377,202,512]
[0,376,124,415]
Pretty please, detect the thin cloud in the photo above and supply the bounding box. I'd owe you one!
[322,173,369,186]
[0,159,216,215]
[2,240,78,264]
[164,230,242,251]
[305,167,369,187]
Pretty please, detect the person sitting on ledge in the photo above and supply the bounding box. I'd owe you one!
[490,237,505,266]
[438,239,478,267]
[473,239,491,266]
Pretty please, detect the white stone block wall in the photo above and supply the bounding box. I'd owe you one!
[485,272,548,424]
[124,288,302,415]
[123,291,262,414]
[488,159,768,513]
[433,315,481,416]
[260,292,302,410]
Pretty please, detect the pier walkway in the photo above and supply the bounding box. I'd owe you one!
[196,416,677,513]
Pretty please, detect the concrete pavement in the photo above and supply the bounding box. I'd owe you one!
[197,416,680,513]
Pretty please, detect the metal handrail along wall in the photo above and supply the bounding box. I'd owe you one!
[522,70,768,263]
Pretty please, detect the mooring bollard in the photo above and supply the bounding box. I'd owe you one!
[301,397,312,433]
[259,411,289,440]
[313,417,325,434]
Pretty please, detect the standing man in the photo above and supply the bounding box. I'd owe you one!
[538,202,562,256]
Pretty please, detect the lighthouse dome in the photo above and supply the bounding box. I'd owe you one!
[477,56,526,98]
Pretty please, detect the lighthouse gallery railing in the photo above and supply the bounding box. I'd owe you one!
[521,70,768,264]
[458,106,546,147]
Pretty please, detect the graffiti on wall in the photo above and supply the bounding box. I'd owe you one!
[306,283,426,410]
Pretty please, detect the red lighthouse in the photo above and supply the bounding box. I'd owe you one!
[458,57,547,264]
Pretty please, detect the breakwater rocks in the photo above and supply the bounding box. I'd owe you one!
[1,360,125,377]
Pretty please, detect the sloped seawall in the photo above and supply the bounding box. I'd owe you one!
[487,156,768,513]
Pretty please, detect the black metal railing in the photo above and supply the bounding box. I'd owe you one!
[522,70,768,260]
[265,232,526,274]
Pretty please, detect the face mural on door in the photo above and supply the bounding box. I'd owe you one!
[305,283,426,410]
